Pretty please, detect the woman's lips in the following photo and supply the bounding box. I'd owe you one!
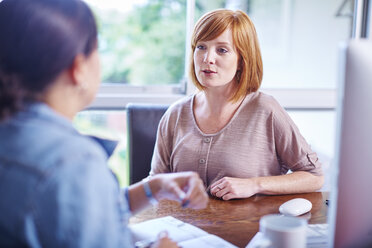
[202,69,216,74]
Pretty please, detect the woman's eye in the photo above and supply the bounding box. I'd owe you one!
[218,48,228,53]
[196,45,205,50]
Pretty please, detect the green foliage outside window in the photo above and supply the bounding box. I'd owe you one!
[93,0,187,85]
[74,112,128,186]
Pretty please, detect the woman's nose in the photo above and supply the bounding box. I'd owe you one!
[203,51,215,64]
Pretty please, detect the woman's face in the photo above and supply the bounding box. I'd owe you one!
[193,28,239,91]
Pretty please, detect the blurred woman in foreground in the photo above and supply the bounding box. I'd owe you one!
[0,0,208,247]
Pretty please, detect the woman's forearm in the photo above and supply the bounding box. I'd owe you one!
[254,171,324,195]
[210,171,324,200]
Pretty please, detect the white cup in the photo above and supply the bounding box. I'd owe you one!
[256,214,307,248]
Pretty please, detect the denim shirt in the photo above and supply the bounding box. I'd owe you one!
[0,103,132,247]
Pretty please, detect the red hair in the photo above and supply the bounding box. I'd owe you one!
[189,9,263,102]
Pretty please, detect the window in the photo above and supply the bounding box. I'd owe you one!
[86,0,355,109]
[77,0,360,186]
[87,0,187,86]
[74,110,128,185]
[248,0,353,89]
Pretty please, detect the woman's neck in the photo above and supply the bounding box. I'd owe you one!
[41,73,83,121]
[197,83,243,115]
[193,90,245,134]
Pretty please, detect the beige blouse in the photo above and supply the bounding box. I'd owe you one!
[150,91,322,187]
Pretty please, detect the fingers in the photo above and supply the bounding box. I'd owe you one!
[214,188,237,201]
[171,184,191,208]
[213,185,230,199]
[152,231,180,248]
[181,173,208,209]
[222,192,234,201]
[210,184,222,195]
[210,178,223,189]
[210,179,227,196]
[210,177,256,200]
[184,188,208,209]
[173,184,187,202]
[157,230,169,239]
[156,172,208,209]
[210,177,237,200]
[166,180,187,202]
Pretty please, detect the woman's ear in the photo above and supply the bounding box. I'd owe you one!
[69,54,88,90]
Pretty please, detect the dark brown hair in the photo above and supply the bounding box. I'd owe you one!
[0,0,97,120]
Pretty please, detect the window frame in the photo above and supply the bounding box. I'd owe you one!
[88,0,370,111]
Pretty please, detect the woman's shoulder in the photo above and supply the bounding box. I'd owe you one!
[167,94,193,112]
[245,91,284,114]
[0,116,108,182]
[41,131,108,171]
[156,94,195,136]
[248,91,298,129]
[161,94,193,121]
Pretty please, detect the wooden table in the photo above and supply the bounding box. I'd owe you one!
[130,192,329,248]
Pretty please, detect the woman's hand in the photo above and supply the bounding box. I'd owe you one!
[152,172,208,209]
[151,231,179,248]
[128,172,208,214]
[210,177,259,200]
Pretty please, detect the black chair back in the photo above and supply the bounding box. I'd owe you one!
[126,103,168,184]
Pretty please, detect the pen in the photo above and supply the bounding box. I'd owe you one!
[181,200,190,208]
[179,191,189,208]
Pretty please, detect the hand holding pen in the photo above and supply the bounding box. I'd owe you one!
[128,172,208,216]
[149,172,209,209]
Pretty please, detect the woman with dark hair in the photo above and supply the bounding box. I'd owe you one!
[0,0,208,247]
[150,9,324,200]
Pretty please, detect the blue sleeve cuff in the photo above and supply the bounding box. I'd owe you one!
[121,187,132,216]
[124,187,130,203]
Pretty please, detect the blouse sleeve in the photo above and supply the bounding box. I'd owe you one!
[150,114,172,175]
[272,105,323,176]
